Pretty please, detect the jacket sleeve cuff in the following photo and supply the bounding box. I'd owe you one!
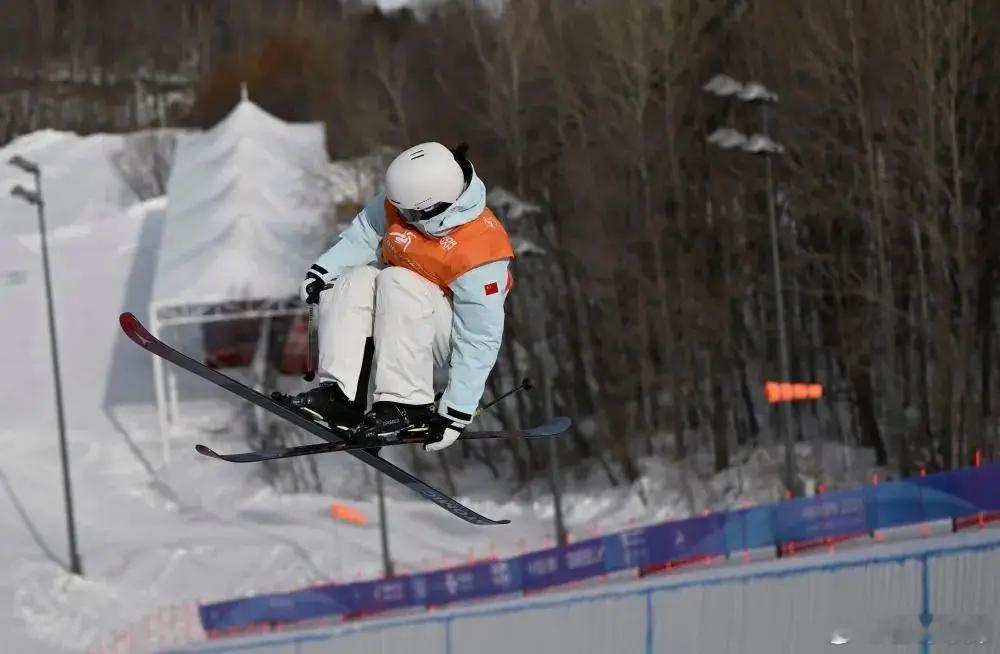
[437,403,474,426]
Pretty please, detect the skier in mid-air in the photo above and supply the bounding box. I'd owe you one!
[119,140,566,523]
[285,142,514,451]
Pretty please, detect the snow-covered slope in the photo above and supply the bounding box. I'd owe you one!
[0,128,877,653]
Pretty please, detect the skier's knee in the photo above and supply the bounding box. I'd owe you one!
[324,266,379,306]
[341,265,380,287]
[376,265,427,292]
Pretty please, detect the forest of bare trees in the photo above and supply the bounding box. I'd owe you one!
[3,0,999,489]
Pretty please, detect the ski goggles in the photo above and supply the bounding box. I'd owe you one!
[396,201,452,223]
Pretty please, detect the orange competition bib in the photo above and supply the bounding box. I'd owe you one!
[380,199,515,292]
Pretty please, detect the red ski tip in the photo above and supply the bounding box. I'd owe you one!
[119,312,155,348]
[119,312,137,332]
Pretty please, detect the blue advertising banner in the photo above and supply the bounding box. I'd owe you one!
[723,505,775,551]
[521,537,609,591]
[198,463,1000,634]
[869,481,930,529]
[199,584,350,632]
[606,527,652,570]
[773,488,869,542]
[950,466,1000,510]
[423,558,523,605]
[650,513,727,560]
[915,465,1000,520]
[341,576,413,614]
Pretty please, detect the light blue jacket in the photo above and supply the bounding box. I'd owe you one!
[311,172,509,421]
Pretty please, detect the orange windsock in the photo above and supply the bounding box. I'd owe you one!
[330,502,368,526]
[765,382,823,404]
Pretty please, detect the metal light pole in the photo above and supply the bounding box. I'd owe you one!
[756,106,796,498]
[8,155,83,576]
[703,77,798,495]
[519,248,566,545]
[542,347,567,546]
[375,472,394,578]
[532,282,566,546]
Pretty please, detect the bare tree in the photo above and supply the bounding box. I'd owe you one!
[111,130,178,201]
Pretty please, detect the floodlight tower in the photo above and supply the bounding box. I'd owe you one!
[703,76,796,495]
[8,154,83,575]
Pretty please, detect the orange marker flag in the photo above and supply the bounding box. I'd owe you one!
[330,502,368,526]
[765,381,823,404]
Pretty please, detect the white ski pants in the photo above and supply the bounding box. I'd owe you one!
[316,265,452,406]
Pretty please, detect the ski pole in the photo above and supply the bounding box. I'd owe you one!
[476,377,533,416]
[303,305,316,382]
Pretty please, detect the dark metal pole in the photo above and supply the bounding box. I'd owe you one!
[544,366,567,546]
[33,171,83,576]
[303,305,316,382]
[376,472,393,577]
[761,105,796,496]
[535,304,566,546]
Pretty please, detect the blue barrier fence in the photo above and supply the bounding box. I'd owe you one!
[199,463,1000,634]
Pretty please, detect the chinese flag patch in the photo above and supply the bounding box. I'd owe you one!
[484,281,499,296]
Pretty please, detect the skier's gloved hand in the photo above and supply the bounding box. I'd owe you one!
[424,407,471,452]
[299,264,332,305]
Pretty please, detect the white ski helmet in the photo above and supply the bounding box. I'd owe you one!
[385,142,468,223]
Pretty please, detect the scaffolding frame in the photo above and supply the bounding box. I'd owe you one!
[149,296,307,463]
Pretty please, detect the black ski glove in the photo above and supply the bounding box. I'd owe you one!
[424,412,466,452]
[300,264,331,305]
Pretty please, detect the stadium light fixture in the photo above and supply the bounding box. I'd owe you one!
[737,81,779,104]
[706,127,749,149]
[9,154,41,175]
[10,184,41,205]
[703,74,745,98]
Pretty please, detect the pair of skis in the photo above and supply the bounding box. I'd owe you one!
[196,417,569,463]
[119,313,569,526]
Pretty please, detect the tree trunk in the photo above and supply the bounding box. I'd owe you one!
[851,364,889,466]
[711,375,729,473]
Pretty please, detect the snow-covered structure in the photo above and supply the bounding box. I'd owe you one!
[149,98,332,454]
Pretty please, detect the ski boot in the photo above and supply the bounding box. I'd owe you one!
[359,401,434,443]
[272,382,362,431]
